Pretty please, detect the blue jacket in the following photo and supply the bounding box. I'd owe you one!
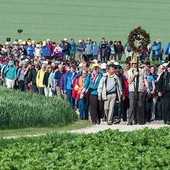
[41,46,50,57]
[84,73,103,96]
[54,71,65,86]
[70,42,77,53]
[64,71,77,91]
[26,46,35,58]
[93,44,99,56]
[165,43,170,55]
[153,42,162,56]
[85,43,92,55]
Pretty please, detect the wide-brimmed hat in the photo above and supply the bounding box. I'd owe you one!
[130,58,137,64]
[91,63,99,70]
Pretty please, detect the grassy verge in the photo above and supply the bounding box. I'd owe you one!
[0,120,91,138]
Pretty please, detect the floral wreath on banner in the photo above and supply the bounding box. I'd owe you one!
[128,26,150,53]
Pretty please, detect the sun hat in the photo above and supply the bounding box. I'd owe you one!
[22,41,26,45]
[101,63,107,69]
[18,39,22,43]
[130,58,137,64]
[13,41,18,45]
[91,63,99,70]
[92,59,98,64]
[114,61,119,66]
[5,42,10,45]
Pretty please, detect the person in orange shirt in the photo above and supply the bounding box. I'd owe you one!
[73,69,89,120]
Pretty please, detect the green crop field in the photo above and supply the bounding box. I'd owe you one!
[1,128,170,169]
[0,0,169,45]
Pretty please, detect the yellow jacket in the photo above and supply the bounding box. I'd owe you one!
[36,69,46,88]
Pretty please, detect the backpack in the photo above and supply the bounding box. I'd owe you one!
[105,75,117,94]
[2,64,8,78]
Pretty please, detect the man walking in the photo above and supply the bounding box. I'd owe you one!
[158,63,170,124]
[127,58,148,125]
[98,64,122,125]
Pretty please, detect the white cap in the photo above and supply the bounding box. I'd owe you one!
[78,63,82,68]
[42,61,48,64]
[79,40,82,43]
[92,59,98,64]
[101,63,107,69]
[20,55,24,59]
[114,61,119,66]
[64,38,67,41]
[25,59,29,63]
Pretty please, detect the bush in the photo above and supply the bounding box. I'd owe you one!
[0,87,77,129]
[0,128,170,169]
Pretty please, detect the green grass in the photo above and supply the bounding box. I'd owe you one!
[0,120,91,138]
[0,86,77,129]
[0,0,169,45]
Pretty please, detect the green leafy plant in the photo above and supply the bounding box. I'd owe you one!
[0,128,170,169]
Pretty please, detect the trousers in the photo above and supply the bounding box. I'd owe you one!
[128,91,145,124]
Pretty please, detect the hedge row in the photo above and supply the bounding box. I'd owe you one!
[0,87,77,129]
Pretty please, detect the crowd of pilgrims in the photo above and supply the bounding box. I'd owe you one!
[0,37,170,125]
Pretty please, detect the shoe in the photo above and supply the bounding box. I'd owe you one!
[102,118,106,122]
[139,122,145,125]
[114,120,120,124]
[107,121,112,125]
[151,117,155,121]
[96,120,101,125]
[127,122,133,125]
[92,122,96,125]
[166,121,170,125]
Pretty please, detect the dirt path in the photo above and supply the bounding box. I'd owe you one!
[1,121,168,139]
[69,121,169,134]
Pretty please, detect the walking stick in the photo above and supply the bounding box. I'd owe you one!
[134,55,139,123]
